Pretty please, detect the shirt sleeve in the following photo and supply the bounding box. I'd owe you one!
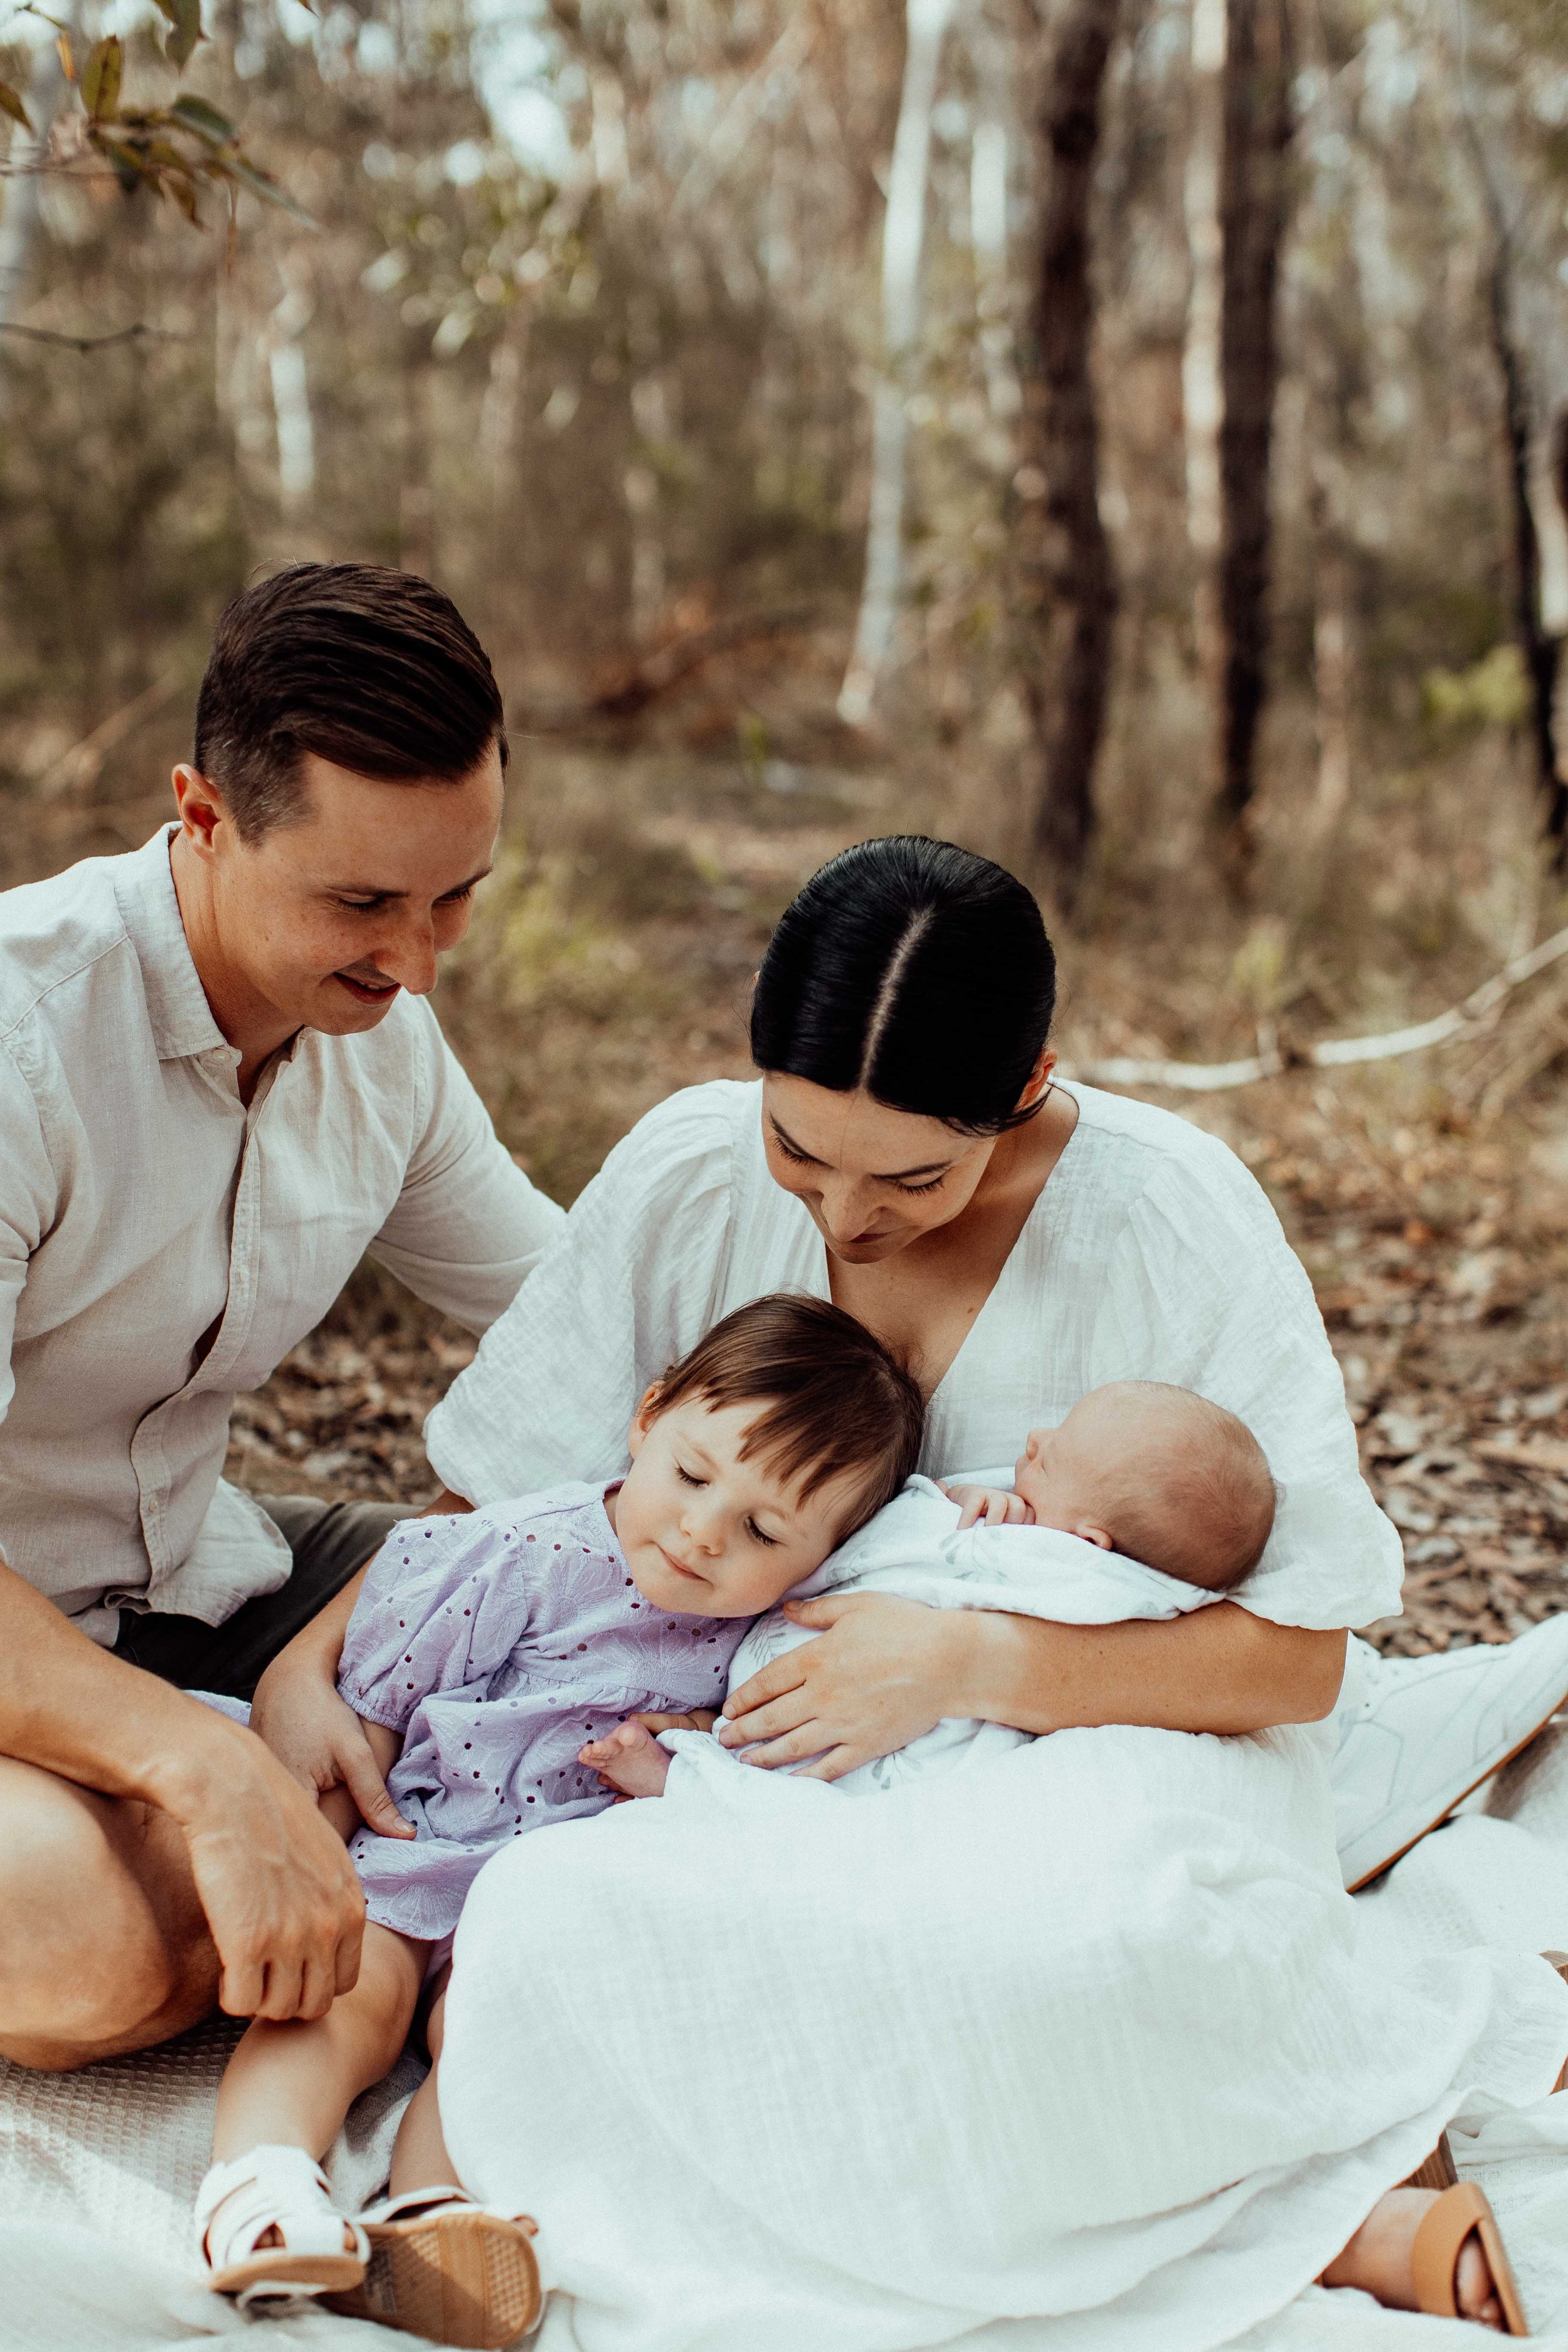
[0,1041,54,1443]
[337,1510,540,1730]
[423,1083,740,1505]
[1096,1131,1404,1632]
[366,1002,565,1335]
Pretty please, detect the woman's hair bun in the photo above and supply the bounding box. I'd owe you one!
[750,836,1056,1136]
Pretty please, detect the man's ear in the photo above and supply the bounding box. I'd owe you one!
[627,1384,665,1458]
[1070,1520,1115,1552]
[172,764,228,861]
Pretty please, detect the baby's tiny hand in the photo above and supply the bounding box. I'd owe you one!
[579,1720,672,1800]
[942,1483,1034,1530]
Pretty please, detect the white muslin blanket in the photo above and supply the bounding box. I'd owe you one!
[709,1473,1224,1791]
[433,1488,1568,2352]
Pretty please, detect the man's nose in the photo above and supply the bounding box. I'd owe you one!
[376,916,440,997]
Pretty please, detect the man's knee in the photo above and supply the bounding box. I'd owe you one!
[0,1758,214,2065]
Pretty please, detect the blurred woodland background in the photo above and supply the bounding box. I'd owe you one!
[8,0,1568,1650]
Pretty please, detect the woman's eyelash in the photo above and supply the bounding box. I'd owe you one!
[773,1137,814,1166]
[897,1174,946,1195]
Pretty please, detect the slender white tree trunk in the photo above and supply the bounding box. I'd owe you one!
[1181,0,1226,561]
[970,116,1020,423]
[266,262,316,514]
[837,0,956,727]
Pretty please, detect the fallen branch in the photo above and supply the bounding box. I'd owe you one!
[0,319,183,351]
[1062,920,1568,1091]
[519,607,818,729]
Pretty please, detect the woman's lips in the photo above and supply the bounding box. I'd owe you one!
[335,972,400,1004]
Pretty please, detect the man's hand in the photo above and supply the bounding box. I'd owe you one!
[717,1592,956,1780]
[250,1653,413,1842]
[166,1719,369,2020]
[942,1483,1032,1530]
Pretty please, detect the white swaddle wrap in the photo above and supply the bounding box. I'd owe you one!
[680,1474,1226,1794]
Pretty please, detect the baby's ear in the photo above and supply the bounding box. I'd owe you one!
[1071,1520,1116,1552]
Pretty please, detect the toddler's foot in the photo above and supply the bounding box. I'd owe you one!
[196,2145,366,2307]
[1320,2188,1507,2329]
[328,2186,541,2348]
[580,1719,671,1798]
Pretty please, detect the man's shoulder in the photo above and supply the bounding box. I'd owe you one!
[0,850,135,1045]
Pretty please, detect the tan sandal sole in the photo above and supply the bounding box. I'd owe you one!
[209,2247,367,2299]
[1412,2180,1530,2334]
[326,2207,541,2348]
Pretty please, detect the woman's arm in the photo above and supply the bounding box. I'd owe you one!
[718,1593,1347,1780]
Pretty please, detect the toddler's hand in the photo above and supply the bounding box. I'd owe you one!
[580,1720,672,1799]
[943,1483,1033,1530]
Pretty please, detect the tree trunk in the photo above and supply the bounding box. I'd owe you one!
[1214,0,1293,847]
[1482,211,1566,847]
[1022,0,1121,905]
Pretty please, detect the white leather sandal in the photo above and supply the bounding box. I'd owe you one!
[326,2183,543,2348]
[196,2143,368,2307]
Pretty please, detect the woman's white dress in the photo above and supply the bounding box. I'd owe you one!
[423,1081,1567,2352]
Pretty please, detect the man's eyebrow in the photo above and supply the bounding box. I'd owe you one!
[324,864,493,900]
[769,1114,958,1184]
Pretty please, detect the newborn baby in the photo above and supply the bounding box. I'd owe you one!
[946,1378,1276,1589]
[585,1378,1276,1800]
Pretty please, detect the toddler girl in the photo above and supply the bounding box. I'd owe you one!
[194,1293,923,2346]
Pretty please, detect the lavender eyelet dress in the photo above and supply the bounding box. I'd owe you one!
[337,1481,751,1944]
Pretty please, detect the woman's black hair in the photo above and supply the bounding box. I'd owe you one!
[750,837,1057,1136]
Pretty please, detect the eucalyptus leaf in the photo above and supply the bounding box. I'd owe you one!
[223,152,317,226]
[81,35,122,123]
[163,0,203,73]
[0,80,31,132]
[169,92,234,146]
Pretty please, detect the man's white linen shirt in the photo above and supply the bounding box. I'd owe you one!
[0,827,564,1644]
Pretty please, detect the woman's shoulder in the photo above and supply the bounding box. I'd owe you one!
[1059,1082,1286,1256]
[596,1077,759,1194]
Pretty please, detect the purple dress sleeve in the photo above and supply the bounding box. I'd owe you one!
[337,1510,539,1732]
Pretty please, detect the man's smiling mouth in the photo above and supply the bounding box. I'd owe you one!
[335,972,400,1004]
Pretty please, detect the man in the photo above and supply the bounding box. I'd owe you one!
[0,564,561,2067]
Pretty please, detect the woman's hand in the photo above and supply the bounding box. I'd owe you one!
[718,1594,962,1781]
[250,1646,414,1841]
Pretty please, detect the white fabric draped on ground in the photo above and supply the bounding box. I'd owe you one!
[10,1746,1568,2349]
[442,1712,1568,2352]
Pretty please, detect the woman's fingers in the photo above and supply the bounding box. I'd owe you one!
[793,1747,864,1783]
[736,1722,830,1770]
[337,1730,414,1839]
[723,1651,809,1724]
[717,1690,813,1745]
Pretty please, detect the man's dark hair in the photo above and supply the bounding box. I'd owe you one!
[193,563,507,840]
[650,1293,924,1541]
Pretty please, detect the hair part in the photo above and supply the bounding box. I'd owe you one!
[750,835,1057,1137]
[1091,1382,1276,1593]
[647,1293,925,1540]
[193,563,507,842]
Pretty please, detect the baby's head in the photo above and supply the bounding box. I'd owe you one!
[610,1294,925,1617]
[1013,1381,1274,1593]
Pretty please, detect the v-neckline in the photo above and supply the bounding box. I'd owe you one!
[792,1083,1089,1409]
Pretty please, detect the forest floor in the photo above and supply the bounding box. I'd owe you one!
[205,738,1568,1659]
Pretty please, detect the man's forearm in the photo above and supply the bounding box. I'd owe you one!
[948,1603,1347,1737]
[0,1556,252,1814]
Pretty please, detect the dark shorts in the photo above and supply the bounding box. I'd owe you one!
[112,1493,406,1701]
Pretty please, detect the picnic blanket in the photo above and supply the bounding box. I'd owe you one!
[9,1725,1568,2351]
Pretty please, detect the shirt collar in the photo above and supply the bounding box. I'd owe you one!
[112,826,229,1064]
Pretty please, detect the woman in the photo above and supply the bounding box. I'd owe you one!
[264,839,1565,2338]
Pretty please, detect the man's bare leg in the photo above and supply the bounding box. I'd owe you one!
[0,1756,218,2071]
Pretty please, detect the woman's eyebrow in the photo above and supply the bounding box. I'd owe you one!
[769,1114,955,1182]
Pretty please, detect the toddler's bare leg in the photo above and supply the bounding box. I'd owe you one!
[389,1985,458,2195]
[579,1719,671,1798]
[214,1923,427,2171]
